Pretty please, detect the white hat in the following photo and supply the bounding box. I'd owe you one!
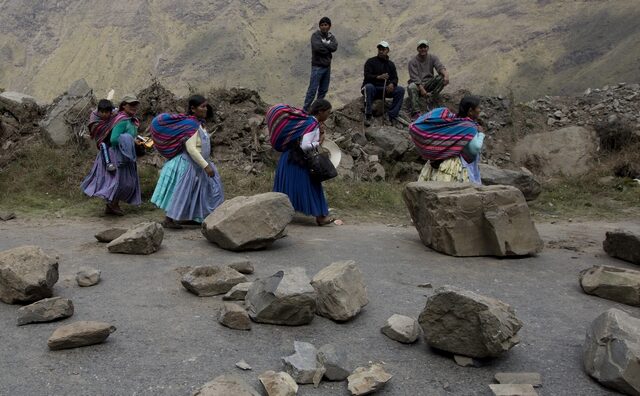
[321,139,342,168]
[377,41,390,49]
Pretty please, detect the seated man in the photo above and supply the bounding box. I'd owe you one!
[407,40,449,119]
[361,41,405,127]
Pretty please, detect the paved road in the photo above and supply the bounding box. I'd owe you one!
[1,216,639,396]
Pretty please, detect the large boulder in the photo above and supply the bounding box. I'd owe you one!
[512,126,598,177]
[479,164,541,201]
[193,374,260,396]
[580,265,640,306]
[181,266,247,296]
[418,286,523,358]
[311,260,368,322]
[107,222,164,255]
[0,245,59,304]
[245,268,316,326]
[603,230,640,265]
[583,309,640,395]
[365,127,411,160]
[0,91,41,124]
[403,182,543,257]
[202,192,294,251]
[17,297,74,326]
[48,321,116,350]
[40,79,93,146]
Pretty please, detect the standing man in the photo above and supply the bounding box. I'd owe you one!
[407,40,449,119]
[303,17,338,112]
[362,41,405,127]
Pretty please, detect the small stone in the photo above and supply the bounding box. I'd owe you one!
[228,260,254,274]
[317,344,352,381]
[218,303,251,330]
[235,360,252,370]
[454,355,481,367]
[193,374,260,396]
[347,364,392,395]
[546,117,556,126]
[381,314,421,343]
[181,266,247,296]
[368,154,379,163]
[76,268,101,287]
[259,371,298,396]
[107,222,164,255]
[553,110,563,119]
[223,282,253,301]
[311,260,368,322]
[282,341,325,385]
[94,228,127,243]
[48,321,116,350]
[494,372,542,387]
[417,283,432,288]
[17,297,74,325]
[489,384,538,396]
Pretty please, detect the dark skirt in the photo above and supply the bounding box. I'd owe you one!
[273,150,328,217]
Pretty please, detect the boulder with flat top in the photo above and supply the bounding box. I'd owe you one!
[107,222,164,255]
[603,230,640,265]
[580,265,640,306]
[479,164,541,201]
[202,192,294,251]
[403,182,543,257]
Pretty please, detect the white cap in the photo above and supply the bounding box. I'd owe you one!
[377,41,390,48]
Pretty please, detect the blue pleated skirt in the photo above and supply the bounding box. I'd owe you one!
[273,150,328,217]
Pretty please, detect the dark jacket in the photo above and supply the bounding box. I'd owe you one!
[311,30,338,68]
[362,56,399,87]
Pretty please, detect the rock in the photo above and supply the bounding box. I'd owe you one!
[235,360,252,370]
[494,373,542,387]
[347,364,392,395]
[181,266,247,296]
[418,286,523,358]
[489,384,538,396]
[76,268,101,287]
[580,265,640,306]
[95,228,128,243]
[107,222,164,255]
[0,91,40,123]
[40,79,93,145]
[369,163,386,181]
[583,309,640,395]
[381,314,420,343]
[0,245,59,304]
[223,282,253,301]
[218,302,251,330]
[17,297,74,325]
[47,321,116,350]
[282,341,325,385]
[365,127,411,160]
[246,268,316,326]
[512,126,598,177]
[0,212,16,221]
[454,355,480,367]
[311,260,368,321]
[403,183,543,257]
[259,371,299,396]
[479,164,541,201]
[603,230,640,265]
[193,374,260,396]
[317,344,352,381]
[228,260,255,274]
[202,192,294,251]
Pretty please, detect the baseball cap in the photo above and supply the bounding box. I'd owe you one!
[377,41,390,49]
[417,40,430,48]
[121,94,139,104]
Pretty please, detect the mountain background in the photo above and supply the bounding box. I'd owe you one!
[1,0,639,106]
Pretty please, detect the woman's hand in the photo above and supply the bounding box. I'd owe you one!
[204,165,215,177]
[319,124,326,144]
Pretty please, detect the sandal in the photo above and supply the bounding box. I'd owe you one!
[316,217,336,226]
[105,203,124,216]
[161,218,183,229]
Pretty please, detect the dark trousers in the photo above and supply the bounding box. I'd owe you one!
[303,66,331,112]
[363,83,405,119]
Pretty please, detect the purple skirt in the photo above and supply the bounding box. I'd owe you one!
[81,146,141,205]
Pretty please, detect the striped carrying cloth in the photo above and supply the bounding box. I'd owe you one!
[88,110,115,147]
[266,104,318,152]
[409,107,479,162]
[150,113,201,159]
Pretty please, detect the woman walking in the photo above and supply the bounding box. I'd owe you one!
[150,95,224,229]
[270,99,335,225]
[81,95,142,215]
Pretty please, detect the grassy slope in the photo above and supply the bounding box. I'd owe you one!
[0,0,639,105]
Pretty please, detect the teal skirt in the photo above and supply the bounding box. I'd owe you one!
[151,155,189,211]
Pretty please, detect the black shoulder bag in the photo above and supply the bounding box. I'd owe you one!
[306,146,338,182]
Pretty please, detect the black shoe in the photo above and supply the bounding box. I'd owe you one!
[364,115,372,127]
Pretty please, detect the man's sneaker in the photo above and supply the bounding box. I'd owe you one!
[364,114,372,127]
